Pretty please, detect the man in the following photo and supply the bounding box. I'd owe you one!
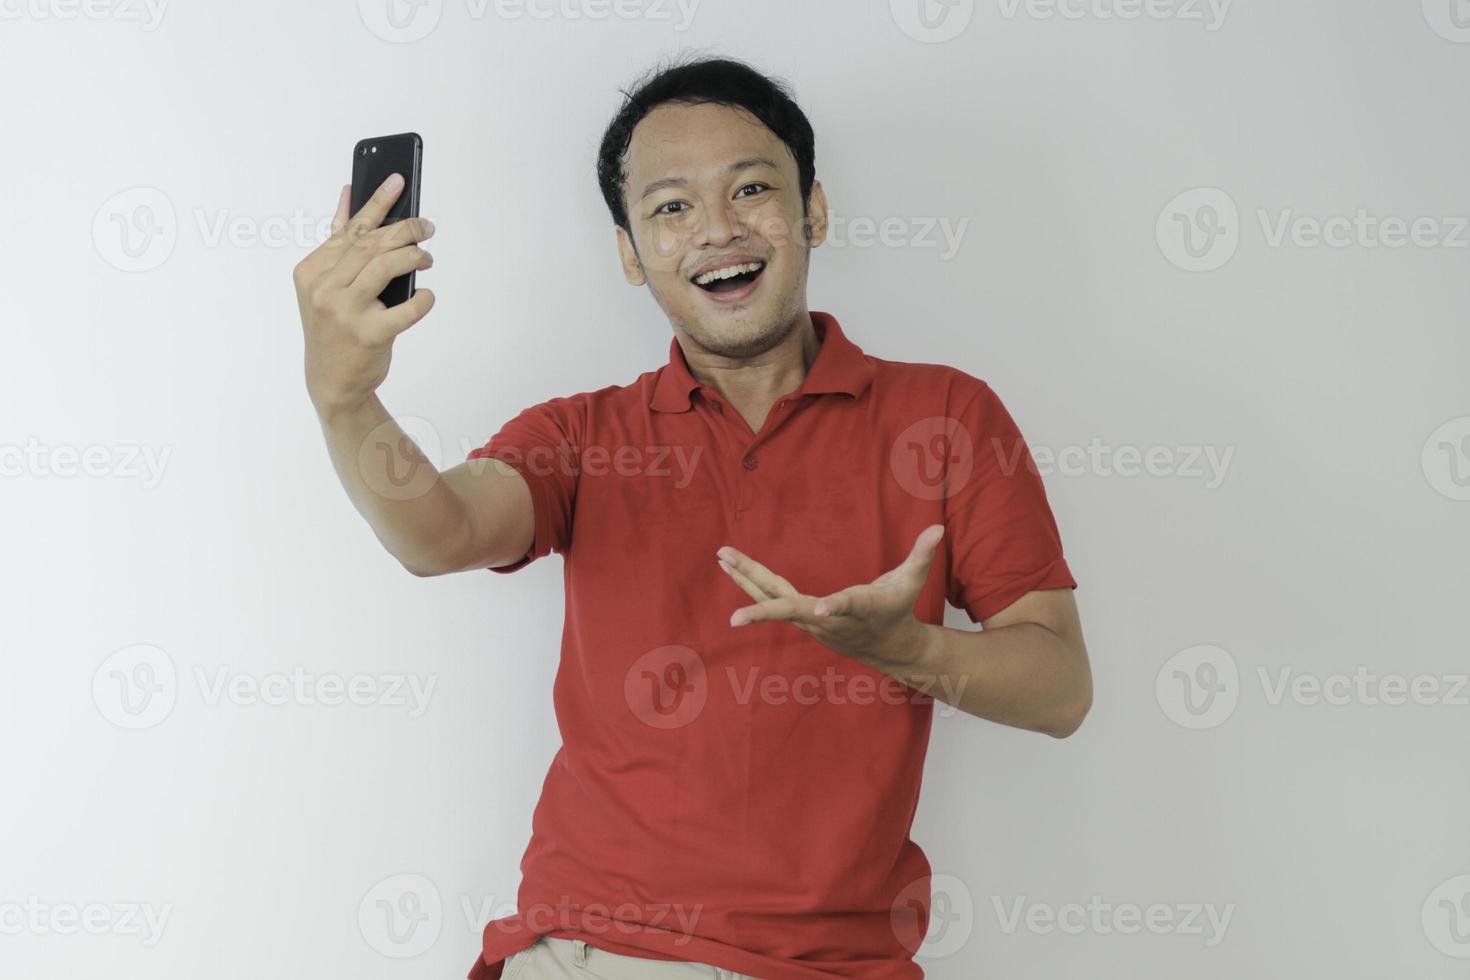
[294,56,1091,980]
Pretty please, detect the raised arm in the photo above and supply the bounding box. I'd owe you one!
[293,178,533,577]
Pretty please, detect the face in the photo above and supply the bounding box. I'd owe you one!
[616,101,828,360]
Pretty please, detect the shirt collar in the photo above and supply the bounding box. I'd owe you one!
[649,311,876,414]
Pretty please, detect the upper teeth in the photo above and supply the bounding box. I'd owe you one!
[694,261,763,285]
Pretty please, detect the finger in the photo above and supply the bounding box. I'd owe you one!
[330,184,350,234]
[813,586,866,619]
[716,546,798,599]
[730,595,811,628]
[878,523,945,587]
[369,287,436,339]
[816,585,886,619]
[347,243,433,302]
[902,524,945,569]
[347,171,405,239]
[902,523,946,585]
[328,213,434,291]
[325,173,406,283]
[718,557,771,604]
[370,215,436,250]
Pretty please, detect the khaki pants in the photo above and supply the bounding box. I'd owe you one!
[502,936,761,980]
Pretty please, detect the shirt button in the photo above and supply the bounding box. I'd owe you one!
[742,454,758,470]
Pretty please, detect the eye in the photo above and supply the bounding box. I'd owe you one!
[736,183,770,198]
[653,200,689,216]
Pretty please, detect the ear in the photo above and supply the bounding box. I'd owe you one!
[803,179,829,249]
[616,226,646,286]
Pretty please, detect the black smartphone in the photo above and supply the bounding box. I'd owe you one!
[350,132,423,307]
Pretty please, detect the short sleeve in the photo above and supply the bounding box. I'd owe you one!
[465,396,582,574]
[943,381,1076,623]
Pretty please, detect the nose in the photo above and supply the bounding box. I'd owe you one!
[696,198,746,248]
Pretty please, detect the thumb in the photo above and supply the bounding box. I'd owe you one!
[902,524,945,577]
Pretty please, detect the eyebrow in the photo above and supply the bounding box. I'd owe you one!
[638,157,781,201]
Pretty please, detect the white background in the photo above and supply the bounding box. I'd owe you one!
[3,1,1469,978]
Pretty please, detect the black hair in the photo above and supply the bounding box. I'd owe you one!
[595,54,816,237]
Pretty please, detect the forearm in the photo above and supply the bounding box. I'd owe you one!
[314,395,469,576]
[886,620,1092,737]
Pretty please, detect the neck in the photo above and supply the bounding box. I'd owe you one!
[680,311,820,408]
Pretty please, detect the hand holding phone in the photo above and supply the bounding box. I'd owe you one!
[291,134,434,419]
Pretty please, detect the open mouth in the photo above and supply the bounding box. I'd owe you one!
[691,260,766,296]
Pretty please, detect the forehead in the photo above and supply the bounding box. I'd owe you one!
[624,102,793,191]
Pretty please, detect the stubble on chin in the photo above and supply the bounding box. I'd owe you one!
[683,309,795,360]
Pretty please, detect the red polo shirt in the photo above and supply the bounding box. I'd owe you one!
[464,311,1075,980]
